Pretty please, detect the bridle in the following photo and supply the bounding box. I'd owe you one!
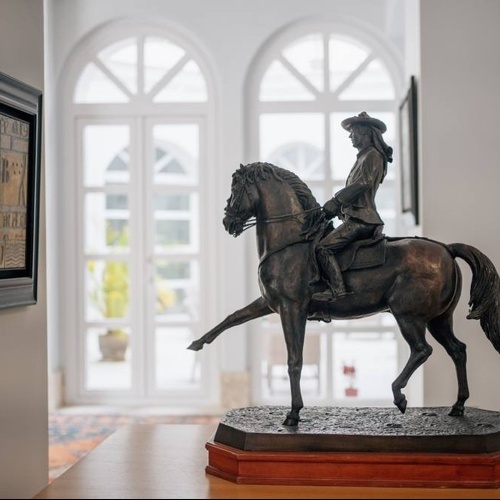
[237,207,322,233]
[225,177,321,235]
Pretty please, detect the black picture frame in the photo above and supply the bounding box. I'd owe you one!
[399,75,419,225]
[0,71,42,308]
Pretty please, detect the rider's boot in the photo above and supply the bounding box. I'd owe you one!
[314,249,350,302]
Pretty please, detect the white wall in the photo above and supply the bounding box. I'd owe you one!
[417,0,500,410]
[0,1,48,498]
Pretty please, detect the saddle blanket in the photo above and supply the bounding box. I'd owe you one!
[336,236,386,272]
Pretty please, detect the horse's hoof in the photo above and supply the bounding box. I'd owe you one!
[283,417,299,426]
[394,396,407,414]
[187,341,203,351]
[448,406,464,417]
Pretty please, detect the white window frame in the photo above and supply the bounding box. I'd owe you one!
[58,21,220,407]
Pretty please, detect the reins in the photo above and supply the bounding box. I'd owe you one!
[237,206,321,234]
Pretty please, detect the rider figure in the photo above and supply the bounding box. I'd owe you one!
[314,112,393,302]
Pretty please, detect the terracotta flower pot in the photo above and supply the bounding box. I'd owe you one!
[98,330,129,361]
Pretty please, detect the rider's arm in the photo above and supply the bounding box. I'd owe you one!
[331,150,384,208]
[334,183,369,206]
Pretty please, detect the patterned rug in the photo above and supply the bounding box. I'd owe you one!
[49,413,221,483]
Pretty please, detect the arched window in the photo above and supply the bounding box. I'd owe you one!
[61,24,218,406]
[247,22,407,406]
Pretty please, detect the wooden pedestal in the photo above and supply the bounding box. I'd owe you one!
[206,440,500,488]
[205,406,500,488]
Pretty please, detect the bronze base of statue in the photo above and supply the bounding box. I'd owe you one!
[205,406,500,488]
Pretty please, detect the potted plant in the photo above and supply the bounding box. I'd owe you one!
[88,227,130,362]
[97,260,130,361]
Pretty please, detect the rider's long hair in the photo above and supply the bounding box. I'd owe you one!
[372,128,393,183]
[359,125,393,183]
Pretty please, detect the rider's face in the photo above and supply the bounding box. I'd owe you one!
[349,126,370,150]
[349,127,363,148]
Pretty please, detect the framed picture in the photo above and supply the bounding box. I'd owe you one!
[399,75,419,225]
[0,72,42,308]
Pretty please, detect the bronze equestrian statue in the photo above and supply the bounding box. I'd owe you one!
[188,115,500,427]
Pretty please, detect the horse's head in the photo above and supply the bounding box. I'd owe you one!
[223,164,257,237]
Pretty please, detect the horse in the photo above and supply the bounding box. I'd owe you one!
[188,161,500,426]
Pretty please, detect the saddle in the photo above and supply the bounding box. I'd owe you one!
[336,233,386,272]
[307,231,387,323]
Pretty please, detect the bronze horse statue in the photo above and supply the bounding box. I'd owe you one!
[188,162,500,426]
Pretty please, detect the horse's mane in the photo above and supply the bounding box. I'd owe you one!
[237,162,327,239]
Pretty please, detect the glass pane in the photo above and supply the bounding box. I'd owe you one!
[339,59,395,100]
[329,37,369,93]
[154,193,190,211]
[155,220,191,248]
[153,193,197,253]
[282,34,324,91]
[83,125,130,187]
[97,38,137,94]
[332,331,397,401]
[0,112,28,269]
[154,60,207,102]
[144,37,186,94]
[85,327,132,390]
[155,258,199,321]
[260,60,316,102]
[152,124,199,185]
[74,62,129,103]
[155,327,201,389]
[260,113,324,181]
[85,259,130,322]
[84,193,130,254]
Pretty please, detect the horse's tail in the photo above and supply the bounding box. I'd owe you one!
[448,243,500,354]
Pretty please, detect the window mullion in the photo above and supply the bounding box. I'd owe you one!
[137,35,145,98]
[323,33,330,95]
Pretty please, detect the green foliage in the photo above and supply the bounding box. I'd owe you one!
[88,224,130,334]
[102,261,129,318]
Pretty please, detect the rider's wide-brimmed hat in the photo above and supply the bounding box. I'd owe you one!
[341,111,387,133]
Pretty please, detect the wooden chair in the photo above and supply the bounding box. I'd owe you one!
[266,332,321,394]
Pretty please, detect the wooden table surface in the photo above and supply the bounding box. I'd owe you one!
[34,424,500,499]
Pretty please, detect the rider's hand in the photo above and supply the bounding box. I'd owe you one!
[323,198,341,219]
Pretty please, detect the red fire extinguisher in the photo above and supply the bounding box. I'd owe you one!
[343,362,358,397]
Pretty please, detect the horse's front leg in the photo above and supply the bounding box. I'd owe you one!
[279,303,308,426]
[187,297,272,351]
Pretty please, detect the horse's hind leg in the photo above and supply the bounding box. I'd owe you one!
[187,297,272,351]
[392,316,432,413]
[427,313,468,416]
